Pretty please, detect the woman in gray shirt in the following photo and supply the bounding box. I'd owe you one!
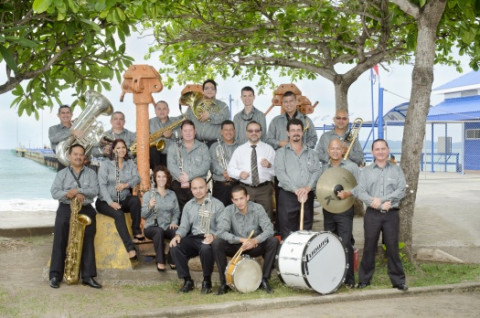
[142,165,180,271]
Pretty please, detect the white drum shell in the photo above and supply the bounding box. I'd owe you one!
[277,231,347,294]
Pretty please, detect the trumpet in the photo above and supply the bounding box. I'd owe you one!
[199,196,213,237]
[215,139,228,171]
[343,117,363,160]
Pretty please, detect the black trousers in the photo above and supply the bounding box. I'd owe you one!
[359,208,405,286]
[277,188,314,240]
[144,226,177,264]
[323,207,355,285]
[149,146,167,171]
[95,196,142,252]
[212,237,279,283]
[49,203,97,280]
[169,234,214,280]
[171,180,193,214]
[212,180,237,207]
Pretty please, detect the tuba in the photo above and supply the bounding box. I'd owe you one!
[179,91,218,119]
[56,91,114,166]
[343,118,363,160]
[64,197,92,284]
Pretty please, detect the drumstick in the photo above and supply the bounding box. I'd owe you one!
[299,201,305,231]
[232,230,255,262]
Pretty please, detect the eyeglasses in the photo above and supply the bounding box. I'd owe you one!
[335,117,348,121]
[247,129,261,133]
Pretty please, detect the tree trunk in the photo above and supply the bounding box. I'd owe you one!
[333,76,351,112]
[399,0,447,260]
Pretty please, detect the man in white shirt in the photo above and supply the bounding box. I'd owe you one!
[227,121,275,220]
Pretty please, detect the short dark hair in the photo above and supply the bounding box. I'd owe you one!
[111,111,125,120]
[109,139,130,161]
[287,118,304,131]
[246,120,261,131]
[221,120,235,130]
[58,105,71,114]
[283,91,296,99]
[181,119,195,130]
[68,143,85,154]
[372,138,389,150]
[152,165,173,189]
[231,184,248,197]
[241,86,255,95]
[203,79,217,90]
[155,100,169,108]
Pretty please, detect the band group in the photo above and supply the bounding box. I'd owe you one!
[47,79,408,294]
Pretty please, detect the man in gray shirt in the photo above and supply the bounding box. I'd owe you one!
[213,185,279,295]
[169,177,225,294]
[232,86,267,145]
[275,118,321,240]
[266,91,317,149]
[353,139,408,291]
[92,111,136,158]
[48,144,100,289]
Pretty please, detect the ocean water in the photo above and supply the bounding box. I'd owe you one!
[0,150,58,211]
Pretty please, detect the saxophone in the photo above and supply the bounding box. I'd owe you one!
[129,115,186,155]
[64,197,92,285]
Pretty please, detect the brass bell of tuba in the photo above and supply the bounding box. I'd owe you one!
[56,91,114,166]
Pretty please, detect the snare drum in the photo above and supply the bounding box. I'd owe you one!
[277,231,347,294]
[225,255,262,293]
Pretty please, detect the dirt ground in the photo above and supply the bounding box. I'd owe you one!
[0,173,479,317]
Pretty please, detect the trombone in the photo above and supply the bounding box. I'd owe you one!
[343,118,363,161]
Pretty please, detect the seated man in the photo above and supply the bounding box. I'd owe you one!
[213,185,279,295]
[169,177,225,294]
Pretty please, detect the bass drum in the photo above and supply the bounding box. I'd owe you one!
[225,255,262,293]
[277,231,347,295]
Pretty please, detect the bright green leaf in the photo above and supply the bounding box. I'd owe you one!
[0,45,18,72]
[32,0,52,13]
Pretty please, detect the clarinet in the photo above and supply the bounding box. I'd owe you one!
[115,150,120,203]
[150,173,158,227]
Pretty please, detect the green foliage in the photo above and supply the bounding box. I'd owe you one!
[0,0,145,117]
[382,241,408,263]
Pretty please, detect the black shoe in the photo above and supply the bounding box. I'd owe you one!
[82,277,102,289]
[394,283,409,291]
[216,283,230,295]
[169,264,176,270]
[356,282,370,289]
[344,282,355,289]
[49,277,60,289]
[260,278,273,294]
[157,263,165,272]
[201,280,212,294]
[179,280,194,293]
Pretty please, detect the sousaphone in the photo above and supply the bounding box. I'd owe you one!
[316,167,357,214]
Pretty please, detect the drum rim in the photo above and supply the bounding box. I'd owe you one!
[226,254,262,293]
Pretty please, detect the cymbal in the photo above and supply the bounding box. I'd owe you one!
[316,167,357,214]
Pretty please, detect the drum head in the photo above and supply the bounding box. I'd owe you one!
[302,232,347,294]
[232,257,262,293]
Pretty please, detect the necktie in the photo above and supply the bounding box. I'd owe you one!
[251,145,260,186]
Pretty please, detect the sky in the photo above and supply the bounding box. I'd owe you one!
[0,32,474,150]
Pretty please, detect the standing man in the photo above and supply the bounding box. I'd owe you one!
[167,120,211,212]
[228,121,276,221]
[186,79,230,147]
[266,91,317,150]
[209,120,239,207]
[149,100,181,169]
[316,109,364,166]
[48,105,84,170]
[169,177,225,294]
[275,119,321,240]
[233,86,267,145]
[213,185,279,295]
[354,139,408,291]
[322,138,360,288]
[49,144,101,289]
[92,111,136,158]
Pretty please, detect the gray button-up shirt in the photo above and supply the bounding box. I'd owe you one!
[233,107,267,145]
[176,196,225,238]
[141,189,180,230]
[217,201,274,244]
[275,143,321,192]
[92,128,137,157]
[266,111,317,149]
[209,140,239,181]
[321,159,360,181]
[353,161,406,208]
[185,98,230,142]
[51,166,99,205]
[167,140,211,182]
[48,123,71,152]
[315,130,364,166]
[149,115,182,154]
[97,159,140,205]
